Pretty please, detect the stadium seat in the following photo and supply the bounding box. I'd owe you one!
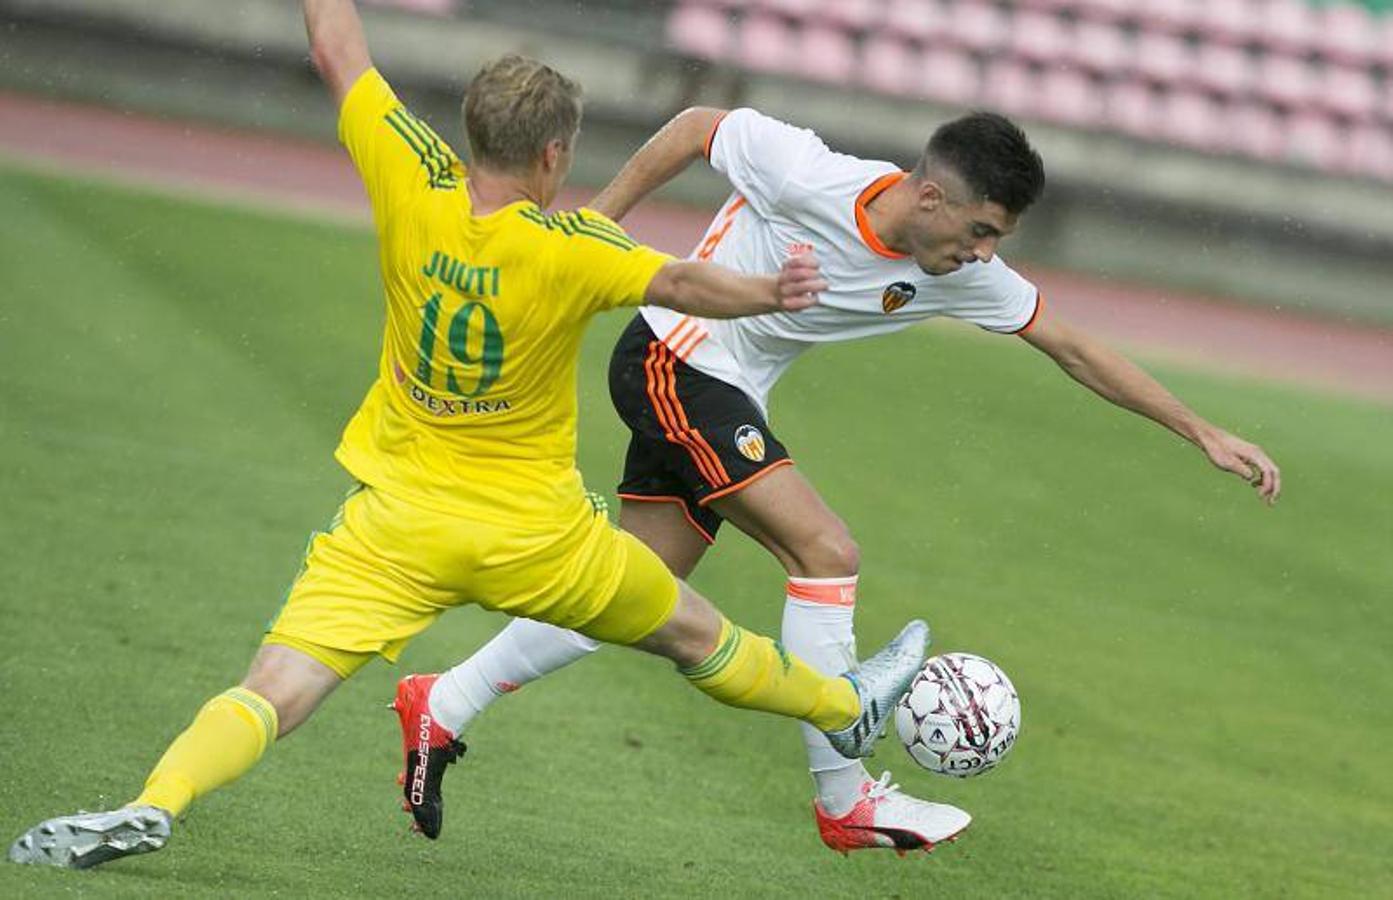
[918,46,983,107]
[1201,0,1262,47]
[980,59,1037,118]
[737,13,797,73]
[941,0,1007,55]
[862,35,918,95]
[1223,102,1285,162]
[811,0,880,33]
[1070,18,1133,77]
[1133,31,1195,87]
[1254,1,1317,58]
[1318,4,1378,67]
[1072,0,1137,24]
[1158,89,1223,151]
[1038,68,1105,127]
[881,0,946,46]
[751,0,822,21]
[1252,53,1315,110]
[1009,11,1071,65]
[1137,0,1205,35]
[1316,65,1380,123]
[1105,79,1160,138]
[667,4,733,61]
[1192,41,1253,99]
[1346,124,1393,181]
[794,25,857,84]
[1284,111,1345,171]
[363,0,457,14]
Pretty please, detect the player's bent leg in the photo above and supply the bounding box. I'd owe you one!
[8,643,344,870]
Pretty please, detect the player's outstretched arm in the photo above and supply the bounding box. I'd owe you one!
[645,252,825,319]
[590,107,726,221]
[304,0,373,107]
[1021,310,1281,504]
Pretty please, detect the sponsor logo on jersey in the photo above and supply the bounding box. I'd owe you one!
[882,281,916,313]
[786,241,815,257]
[734,424,766,462]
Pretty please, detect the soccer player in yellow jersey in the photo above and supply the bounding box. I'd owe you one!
[7,0,932,869]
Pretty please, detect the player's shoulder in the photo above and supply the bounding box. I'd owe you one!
[512,205,643,251]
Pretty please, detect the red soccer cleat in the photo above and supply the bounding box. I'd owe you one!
[814,772,970,855]
[391,674,466,840]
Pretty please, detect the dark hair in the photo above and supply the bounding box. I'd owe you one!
[915,111,1045,214]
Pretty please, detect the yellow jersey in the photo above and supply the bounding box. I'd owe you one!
[334,69,670,523]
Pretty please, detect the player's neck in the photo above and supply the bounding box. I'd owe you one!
[466,166,548,215]
[863,177,915,256]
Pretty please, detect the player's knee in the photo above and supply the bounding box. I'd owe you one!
[788,525,860,577]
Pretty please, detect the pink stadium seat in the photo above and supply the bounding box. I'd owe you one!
[1038,68,1105,127]
[1133,31,1195,87]
[751,0,821,21]
[1346,125,1393,181]
[1158,89,1223,150]
[918,46,983,107]
[1137,0,1204,35]
[1009,11,1071,65]
[941,0,1007,55]
[811,0,880,33]
[1253,53,1315,110]
[1378,14,1393,68]
[1224,102,1285,162]
[1316,65,1379,123]
[794,25,857,83]
[1193,41,1253,99]
[1104,80,1160,139]
[1284,111,1344,171]
[1254,1,1317,58]
[861,35,918,95]
[881,0,946,46]
[980,59,1036,118]
[1070,19,1132,77]
[667,4,733,61]
[1073,0,1136,24]
[1201,0,1262,47]
[1317,4,1377,67]
[364,0,456,15]
[737,13,797,73]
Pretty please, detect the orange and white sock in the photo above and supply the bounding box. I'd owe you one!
[783,575,873,817]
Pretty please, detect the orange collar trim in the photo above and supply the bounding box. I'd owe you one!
[854,172,909,260]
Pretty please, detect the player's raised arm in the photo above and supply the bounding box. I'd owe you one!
[645,252,825,319]
[589,107,726,221]
[304,0,373,107]
[1020,309,1281,504]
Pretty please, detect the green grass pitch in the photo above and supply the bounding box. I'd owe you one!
[1,166,1389,899]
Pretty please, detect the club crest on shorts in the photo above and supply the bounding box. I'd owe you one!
[882,281,916,313]
[734,424,766,462]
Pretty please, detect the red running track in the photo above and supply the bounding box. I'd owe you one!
[2,89,1388,404]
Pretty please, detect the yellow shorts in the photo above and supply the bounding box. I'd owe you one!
[265,483,679,678]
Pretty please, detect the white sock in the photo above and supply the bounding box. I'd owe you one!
[428,618,600,735]
[782,575,872,817]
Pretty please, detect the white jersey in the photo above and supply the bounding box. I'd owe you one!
[640,108,1042,416]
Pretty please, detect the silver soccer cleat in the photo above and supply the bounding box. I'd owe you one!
[8,805,172,869]
[824,619,929,759]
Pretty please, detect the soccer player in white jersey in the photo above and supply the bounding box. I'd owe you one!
[405,107,1282,853]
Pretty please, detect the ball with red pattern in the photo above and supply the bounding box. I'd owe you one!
[895,652,1020,778]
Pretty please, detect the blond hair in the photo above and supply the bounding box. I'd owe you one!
[462,54,582,172]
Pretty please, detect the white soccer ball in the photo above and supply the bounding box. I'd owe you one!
[895,652,1020,778]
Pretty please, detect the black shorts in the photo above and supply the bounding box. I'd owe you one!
[609,315,792,543]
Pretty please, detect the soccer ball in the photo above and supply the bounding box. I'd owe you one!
[895,652,1020,777]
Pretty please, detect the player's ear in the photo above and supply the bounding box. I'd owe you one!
[540,137,566,173]
[918,178,947,213]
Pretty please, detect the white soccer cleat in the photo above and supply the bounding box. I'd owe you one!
[824,619,929,759]
[813,772,971,855]
[7,806,171,869]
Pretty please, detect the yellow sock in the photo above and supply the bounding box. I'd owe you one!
[681,618,858,732]
[131,687,279,817]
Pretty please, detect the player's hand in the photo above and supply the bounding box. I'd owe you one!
[775,251,826,311]
[1199,427,1281,504]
